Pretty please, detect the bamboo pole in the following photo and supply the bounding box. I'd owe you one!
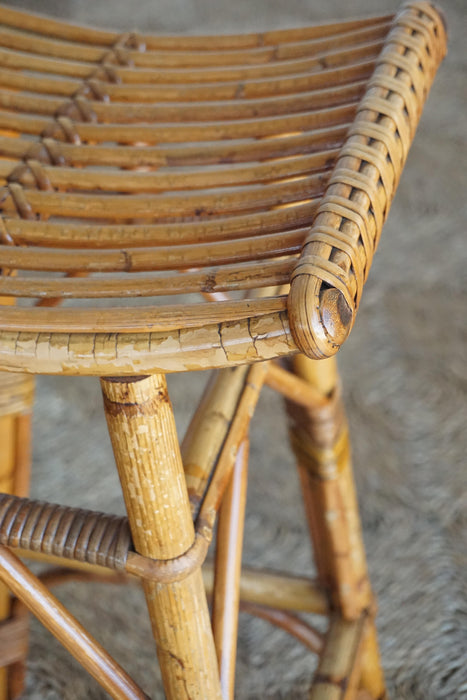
[0,414,14,700]
[310,614,368,700]
[101,374,222,700]
[288,355,372,619]
[16,548,327,615]
[0,370,34,700]
[358,623,387,699]
[182,367,249,517]
[212,439,249,699]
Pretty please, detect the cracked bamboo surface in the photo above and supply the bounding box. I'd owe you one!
[101,375,222,700]
[0,2,447,375]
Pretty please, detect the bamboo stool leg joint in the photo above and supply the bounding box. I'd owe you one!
[125,520,213,584]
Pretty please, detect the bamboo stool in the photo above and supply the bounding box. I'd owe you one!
[0,2,446,698]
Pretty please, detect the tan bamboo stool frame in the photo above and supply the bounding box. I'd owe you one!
[0,1,447,698]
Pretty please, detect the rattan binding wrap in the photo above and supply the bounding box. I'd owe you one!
[289,1,447,358]
[0,494,131,570]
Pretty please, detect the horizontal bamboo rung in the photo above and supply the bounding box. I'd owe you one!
[14,546,328,615]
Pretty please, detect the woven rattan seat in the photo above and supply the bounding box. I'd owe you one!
[0,1,445,376]
[0,2,446,699]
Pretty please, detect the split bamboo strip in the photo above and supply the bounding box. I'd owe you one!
[0,80,368,123]
[0,126,346,169]
[212,439,249,699]
[0,546,149,700]
[0,150,337,193]
[0,5,393,49]
[0,19,393,66]
[0,201,319,248]
[0,61,378,101]
[101,374,222,700]
[0,102,359,143]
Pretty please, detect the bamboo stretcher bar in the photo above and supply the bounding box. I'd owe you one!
[14,547,328,615]
[0,546,149,700]
[182,365,252,516]
[197,363,269,523]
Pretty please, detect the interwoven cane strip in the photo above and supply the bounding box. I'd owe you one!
[288,1,447,358]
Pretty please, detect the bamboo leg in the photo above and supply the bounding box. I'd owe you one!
[0,372,34,700]
[101,374,222,700]
[288,355,371,618]
[212,438,249,700]
[310,614,368,700]
[287,355,386,698]
[358,624,387,700]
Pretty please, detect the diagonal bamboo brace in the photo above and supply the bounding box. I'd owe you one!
[101,374,222,700]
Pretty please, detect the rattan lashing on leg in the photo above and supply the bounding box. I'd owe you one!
[287,355,386,698]
[0,1,447,697]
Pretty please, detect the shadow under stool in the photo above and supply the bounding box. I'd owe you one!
[0,2,446,697]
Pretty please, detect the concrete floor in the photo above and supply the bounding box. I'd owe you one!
[1,0,466,697]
